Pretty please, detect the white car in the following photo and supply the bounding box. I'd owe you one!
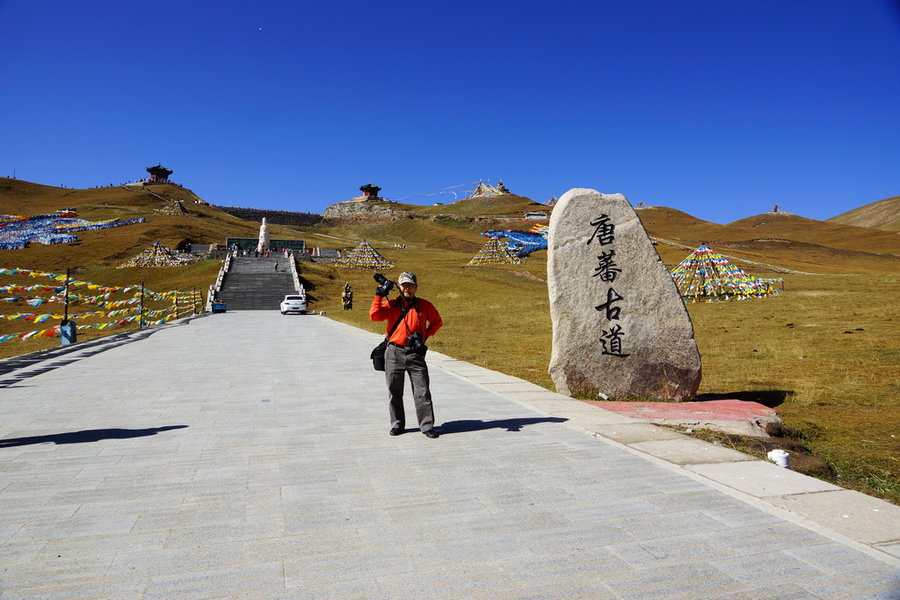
[280,294,307,315]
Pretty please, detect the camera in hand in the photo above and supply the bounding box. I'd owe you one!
[406,332,428,356]
[373,273,394,297]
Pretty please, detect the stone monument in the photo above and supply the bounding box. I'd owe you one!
[257,218,270,253]
[547,188,701,401]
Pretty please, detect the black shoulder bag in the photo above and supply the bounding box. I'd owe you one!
[370,302,412,371]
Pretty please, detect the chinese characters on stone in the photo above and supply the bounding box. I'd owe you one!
[588,214,630,357]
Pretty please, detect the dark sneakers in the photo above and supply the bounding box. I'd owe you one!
[389,427,403,436]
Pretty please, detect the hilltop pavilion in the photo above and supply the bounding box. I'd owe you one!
[146,165,173,182]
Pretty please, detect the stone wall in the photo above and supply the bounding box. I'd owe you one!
[322,202,406,219]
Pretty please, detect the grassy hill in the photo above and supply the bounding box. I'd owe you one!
[828,195,900,232]
[412,193,549,217]
[1,178,898,503]
[0,178,306,272]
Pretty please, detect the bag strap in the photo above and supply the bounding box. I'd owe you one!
[385,302,413,340]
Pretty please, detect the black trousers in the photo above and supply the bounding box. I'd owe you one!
[384,344,434,431]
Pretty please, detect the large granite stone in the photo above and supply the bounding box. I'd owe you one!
[547,188,701,401]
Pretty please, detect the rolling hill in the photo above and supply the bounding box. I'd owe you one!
[0,178,305,273]
[3,178,897,278]
[827,195,900,232]
[635,207,899,274]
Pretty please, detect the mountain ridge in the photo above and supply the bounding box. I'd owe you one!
[1,178,897,276]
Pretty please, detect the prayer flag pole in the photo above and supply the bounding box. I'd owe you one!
[63,268,70,322]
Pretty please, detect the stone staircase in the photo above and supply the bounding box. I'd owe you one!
[216,256,296,310]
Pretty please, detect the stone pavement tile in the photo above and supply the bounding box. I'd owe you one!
[281,577,390,600]
[598,562,748,600]
[503,546,631,581]
[592,422,689,443]
[283,548,413,587]
[642,488,751,514]
[687,460,841,496]
[10,514,139,544]
[107,542,268,580]
[373,567,522,600]
[515,521,636,552]
[614,510,734,542]
[768,489,900,545]
[564,412,644,429]
[713,521,836,554]
[404,536,534,569]
[629,438,758,465]
[550,496,661,523]
[0,538,46,564]
[0,579,150,600]
[716,584,820,600]
[0,503,81,528]
[508,581,620,600]
[130,504,247,533]
[70,494,187,519]
[799,570,900,600]
[711,550,827,586]
[785,541,900,579]
[164,520,284,547]
[2,554,115,589]
[701,503,787,529]
[140,560,285,600]
[477,380,550,393]
[27,531,170,563]
[643,472,715,493]
[607,532,737,568]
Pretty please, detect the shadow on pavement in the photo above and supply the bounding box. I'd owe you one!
[695,389,794,408]
[439,417,568,434]
[0,425,188,447]
[0,316,207,388]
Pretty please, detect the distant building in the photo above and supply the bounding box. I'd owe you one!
[525,211,548,219]
[359,183,381,199]
[146,165,173,182]
[348,183,386,203]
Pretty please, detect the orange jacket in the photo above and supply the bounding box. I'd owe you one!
[370,295,442,345]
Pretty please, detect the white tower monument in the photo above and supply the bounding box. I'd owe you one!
[257,218,270,252]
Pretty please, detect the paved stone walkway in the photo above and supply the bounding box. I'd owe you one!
[0,313,897,599]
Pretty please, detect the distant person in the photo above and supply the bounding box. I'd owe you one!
[342,282,353,310]
[370,272,443,438]
[274,261,278,271]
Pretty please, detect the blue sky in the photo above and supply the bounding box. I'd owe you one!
[1,1,898,224]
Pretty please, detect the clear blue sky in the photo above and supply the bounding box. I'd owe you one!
[2,1,898,224]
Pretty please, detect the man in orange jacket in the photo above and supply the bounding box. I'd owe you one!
[370,272,443,438]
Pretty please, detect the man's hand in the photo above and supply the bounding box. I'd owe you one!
[375,280,394,297]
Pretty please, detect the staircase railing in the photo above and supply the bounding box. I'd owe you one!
[287,252,302,293]
[206,253,232,311]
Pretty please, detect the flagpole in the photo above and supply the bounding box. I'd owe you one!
[63,268,70,322]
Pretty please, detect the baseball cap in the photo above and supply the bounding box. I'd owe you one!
[397,272,417,285]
